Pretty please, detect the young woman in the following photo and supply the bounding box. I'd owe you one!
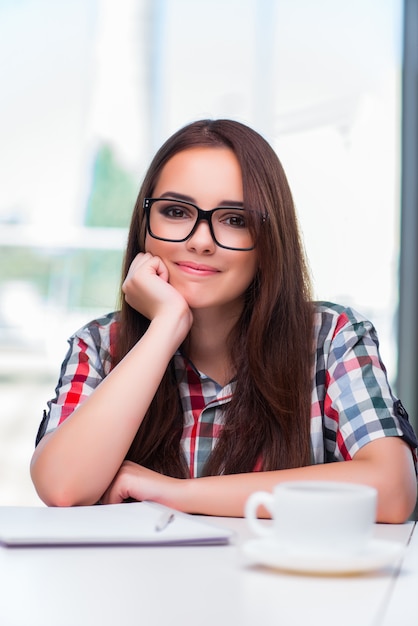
[31,119,418,522]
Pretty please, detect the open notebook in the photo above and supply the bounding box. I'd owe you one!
[0,502,235,547]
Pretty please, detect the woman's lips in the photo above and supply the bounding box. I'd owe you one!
[176,261,220,275]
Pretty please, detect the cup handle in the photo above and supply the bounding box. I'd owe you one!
[245,491,275,537]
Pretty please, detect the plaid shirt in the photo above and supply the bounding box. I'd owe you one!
[38,302,418,477]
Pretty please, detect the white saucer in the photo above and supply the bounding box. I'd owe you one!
[242,538,405,575]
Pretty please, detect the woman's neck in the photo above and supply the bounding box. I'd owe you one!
[185,306,240,386]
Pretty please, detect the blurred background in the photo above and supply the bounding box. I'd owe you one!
[0,0,413,505]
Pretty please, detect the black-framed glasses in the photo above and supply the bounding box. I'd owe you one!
[143,198,266,251]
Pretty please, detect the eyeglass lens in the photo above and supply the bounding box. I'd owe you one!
[148,199,254,250]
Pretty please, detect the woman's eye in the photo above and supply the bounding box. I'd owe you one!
[164,205,189,219]
[221,213,247,228]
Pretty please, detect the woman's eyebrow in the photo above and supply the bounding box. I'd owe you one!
[159,191,195,202]
[218,200,245,208]
[158,191,244,208]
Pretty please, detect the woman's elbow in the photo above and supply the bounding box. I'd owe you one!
[30,458,96,508]
[376,471,417,524]
[31,481,97,508]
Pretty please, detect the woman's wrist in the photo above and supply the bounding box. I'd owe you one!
[162,476,195,513]
[149,307,192,349]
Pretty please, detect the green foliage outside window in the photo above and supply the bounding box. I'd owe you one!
[0,143,139,316]
[0,247,123,311]
[85,144,138,228]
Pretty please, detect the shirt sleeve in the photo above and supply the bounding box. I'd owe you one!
[35,316,115,445]
[322,309,418,464]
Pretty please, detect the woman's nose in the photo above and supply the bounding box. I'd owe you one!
[186,220,216,252]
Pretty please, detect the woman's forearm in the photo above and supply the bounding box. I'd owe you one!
[177,438,417,523]
[30,314,189,507]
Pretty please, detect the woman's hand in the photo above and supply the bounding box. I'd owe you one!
[100,439,417,520]
[123,253,192,326]
[31,252,194,508]
[101,460,184,508]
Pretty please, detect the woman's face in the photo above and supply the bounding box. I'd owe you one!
[145,146,258,313]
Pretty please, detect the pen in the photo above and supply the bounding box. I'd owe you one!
[155,511,175,532]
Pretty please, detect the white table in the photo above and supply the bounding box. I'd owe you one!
[0,517,415,626]
[379,519,418,626]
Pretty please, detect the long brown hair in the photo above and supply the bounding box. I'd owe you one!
[114,119,314,476]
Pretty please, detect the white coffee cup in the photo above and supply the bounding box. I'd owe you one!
[245,481,377,557]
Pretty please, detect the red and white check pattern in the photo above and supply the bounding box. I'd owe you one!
[37,304,418,476]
